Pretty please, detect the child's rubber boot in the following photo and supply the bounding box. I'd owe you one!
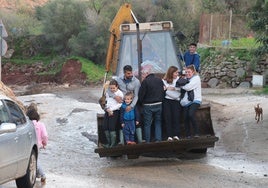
[136,127,143,143]
[118,129,124,146]
[110,131,117,147]
[102,131,110,148]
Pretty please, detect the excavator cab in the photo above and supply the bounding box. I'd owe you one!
[116,21,182,78]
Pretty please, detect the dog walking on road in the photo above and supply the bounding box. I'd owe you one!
[254,103,263,123]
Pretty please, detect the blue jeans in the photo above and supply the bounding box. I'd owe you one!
[143,104,162,142]
[183,103,200,137]
[123,120,135,142]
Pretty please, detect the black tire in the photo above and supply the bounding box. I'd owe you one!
[16,150,37,188]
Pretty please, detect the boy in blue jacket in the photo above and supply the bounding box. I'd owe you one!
[181,43,200,72]
[120,92,140,145]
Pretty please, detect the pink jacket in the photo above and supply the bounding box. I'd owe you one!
[32,120,48,149]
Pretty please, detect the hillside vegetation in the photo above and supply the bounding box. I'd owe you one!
[0,0,48,10]
[0,0,267,87]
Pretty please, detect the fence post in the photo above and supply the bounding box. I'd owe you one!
[228,9,233,47]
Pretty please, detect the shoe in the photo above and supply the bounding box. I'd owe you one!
[173,136,180,141]
[194,135,199,138]
[127,141,136,145]
[117,142,123,146]
[167,137,173,141]
[186,136,191,139]
[41,177,46,184]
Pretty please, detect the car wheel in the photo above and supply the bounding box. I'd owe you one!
[16,150,37,188]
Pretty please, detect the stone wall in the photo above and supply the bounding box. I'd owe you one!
[200,56,268,88]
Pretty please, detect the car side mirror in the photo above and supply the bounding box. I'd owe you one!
[0,123,16,134]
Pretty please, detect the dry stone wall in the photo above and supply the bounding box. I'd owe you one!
[200,56,268,88]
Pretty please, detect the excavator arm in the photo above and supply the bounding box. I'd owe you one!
[105,3,135,73]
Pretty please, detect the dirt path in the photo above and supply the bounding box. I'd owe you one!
[205,90,268,161]
[1,85,268,188]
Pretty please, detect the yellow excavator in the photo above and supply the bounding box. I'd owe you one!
[95,3,218,159]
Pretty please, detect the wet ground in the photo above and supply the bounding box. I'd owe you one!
[1,85,268,188]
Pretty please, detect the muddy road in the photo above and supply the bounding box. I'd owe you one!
[1,85,268,188]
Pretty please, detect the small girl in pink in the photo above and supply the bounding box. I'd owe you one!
[27,109,48,183]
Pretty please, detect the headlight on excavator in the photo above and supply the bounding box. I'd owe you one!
[162,22,171,29]
[121,24,130,31]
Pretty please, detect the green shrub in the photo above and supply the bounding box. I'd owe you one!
[197,48,211,61]
[232,49,253,61]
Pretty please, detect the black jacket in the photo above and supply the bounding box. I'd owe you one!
[138,74,165,104]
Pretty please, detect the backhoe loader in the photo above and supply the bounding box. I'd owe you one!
[94,3,218,159]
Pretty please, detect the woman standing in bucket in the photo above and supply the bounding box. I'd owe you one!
[180,64,202,138]
[162,66,182,141]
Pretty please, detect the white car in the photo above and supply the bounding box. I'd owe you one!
[0,94,38,188]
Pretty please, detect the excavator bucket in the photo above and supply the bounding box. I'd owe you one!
[95,103,218,159]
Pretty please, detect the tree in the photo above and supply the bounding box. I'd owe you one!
[248,0,268,57]
[201,0,225,13]
[35,0,89,54]
[152,0,203,49]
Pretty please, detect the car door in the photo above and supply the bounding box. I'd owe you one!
[0,100,18,183]
[4,100,30,175]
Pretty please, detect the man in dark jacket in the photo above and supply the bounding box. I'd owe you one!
[138,68,165,143]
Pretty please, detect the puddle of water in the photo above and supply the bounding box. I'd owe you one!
[206,148,268,177]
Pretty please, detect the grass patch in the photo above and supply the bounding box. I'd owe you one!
[4,55,65,75]
[68,56,107,82]
[3,55,64,66]
[211,37,260,49]
[4,55,108,82]
[264,87,268,94]
[232,49,253,61]
[254,86,268,95]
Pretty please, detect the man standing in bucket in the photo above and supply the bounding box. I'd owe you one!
[138,67,165,143]
[111,65,142,144]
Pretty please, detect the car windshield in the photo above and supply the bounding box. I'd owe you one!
[116,31,181,77]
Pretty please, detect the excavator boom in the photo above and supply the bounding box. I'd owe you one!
[105,3,135,73]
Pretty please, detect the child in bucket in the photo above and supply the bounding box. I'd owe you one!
[27,108,48,184]
[120,92,140,145]
[103,79,124,148]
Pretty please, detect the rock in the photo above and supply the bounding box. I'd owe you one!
[238,82,251,88]
[208,78,219,88]
[236,68,245,78]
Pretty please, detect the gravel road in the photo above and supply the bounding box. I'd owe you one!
[1,85,267,188]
